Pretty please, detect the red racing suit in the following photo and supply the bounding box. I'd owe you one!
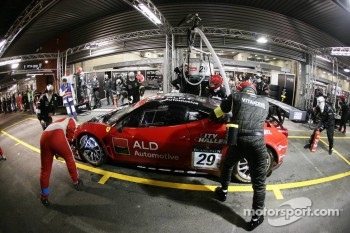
[40,117,79,198]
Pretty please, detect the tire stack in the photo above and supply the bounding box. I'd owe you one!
[268,84,280,118]
[268,84,280,100]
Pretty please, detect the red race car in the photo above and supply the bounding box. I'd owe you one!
[74,93,288,183]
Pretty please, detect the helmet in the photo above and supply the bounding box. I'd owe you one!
[237,81,256,94]
[128,72,135,81]
[209,75,222,90]
[46,84,54,91]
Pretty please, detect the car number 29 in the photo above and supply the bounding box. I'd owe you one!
[192,151,222,169]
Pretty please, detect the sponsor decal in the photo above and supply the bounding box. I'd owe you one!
[194,133,225,144]
[277,145,288,151]
[133,141,158,150]
[264,129,272,135]
[77,104,88,109]
[112,138,130,155]
[242,97,266,109]
[165,96,199,105]
[134,151,179,160]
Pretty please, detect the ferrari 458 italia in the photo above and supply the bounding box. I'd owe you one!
[74,93,288,183]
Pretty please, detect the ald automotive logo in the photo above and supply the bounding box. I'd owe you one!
[244,197,342,227]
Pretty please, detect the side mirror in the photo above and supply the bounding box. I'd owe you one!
[117,124,123,133]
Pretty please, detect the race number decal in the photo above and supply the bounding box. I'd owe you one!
[192,148,222,169]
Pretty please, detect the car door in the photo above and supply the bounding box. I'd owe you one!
[185,108,227,172]
[110,104,192,169]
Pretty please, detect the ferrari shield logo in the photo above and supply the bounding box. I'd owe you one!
[106,127,111,132]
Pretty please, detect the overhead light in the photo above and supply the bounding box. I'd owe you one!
[256,36,268,43]
[134,3,162,25]
[0,39,6,48]
[344,68,350,72]
[11,63,19,69]
[0,59,22,66]
[238,46,271,53]
[316,55,331,63]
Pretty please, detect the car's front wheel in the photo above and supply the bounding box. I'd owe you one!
[78,134,105,166]
[232,147,275,183]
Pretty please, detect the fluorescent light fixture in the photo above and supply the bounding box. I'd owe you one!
[344,68,350,72]
[134,3,162,25]
[0,39,6,48]
[0,59,22,66]
[11,63,19,69]
[316,55,331,63]
[256,36,268,43]
[238,46,272,53]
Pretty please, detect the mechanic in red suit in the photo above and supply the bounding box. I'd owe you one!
[40,117,84,206]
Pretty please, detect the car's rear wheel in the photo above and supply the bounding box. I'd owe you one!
[232,147,275,183]
[78,134,105,166]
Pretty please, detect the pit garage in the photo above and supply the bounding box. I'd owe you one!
[0,1,350,233]
[0,93,349,233]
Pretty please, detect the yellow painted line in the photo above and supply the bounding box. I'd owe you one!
[98,173,112,184]
[268,187,284,200]
[319,139,350,166]
[1,130,40,153]
[1,118,37,131]
[2,128,350,200]
[288,135,350,139]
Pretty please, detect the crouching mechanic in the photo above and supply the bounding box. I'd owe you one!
[40,117,84,206]
[209,81,269,231]
[304,95,335,155]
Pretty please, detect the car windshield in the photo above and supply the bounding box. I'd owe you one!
[105,102,141,125]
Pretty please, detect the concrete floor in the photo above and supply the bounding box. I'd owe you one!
[0,91,349,233]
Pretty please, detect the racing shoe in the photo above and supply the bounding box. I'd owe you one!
[248,215,264,231]
[215,187,227,202]
[40,197,50,207]
[328,148,333,155]
[74,179,84,191]
[304,143,311,149]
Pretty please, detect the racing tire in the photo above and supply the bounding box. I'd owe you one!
[268,90,279,98]
[268,84,279,91]
[78,134,106,166]
[232,147,275,183]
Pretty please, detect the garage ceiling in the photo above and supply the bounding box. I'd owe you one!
[0,0,350,84]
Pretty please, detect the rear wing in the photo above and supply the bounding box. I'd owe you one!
[264,97,307,123]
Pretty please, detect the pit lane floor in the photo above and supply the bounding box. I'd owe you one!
[0,94,349,233]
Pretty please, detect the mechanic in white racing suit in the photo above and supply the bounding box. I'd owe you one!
[209,81,269,231]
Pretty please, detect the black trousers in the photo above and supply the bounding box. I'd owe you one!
[220,136,267,212]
